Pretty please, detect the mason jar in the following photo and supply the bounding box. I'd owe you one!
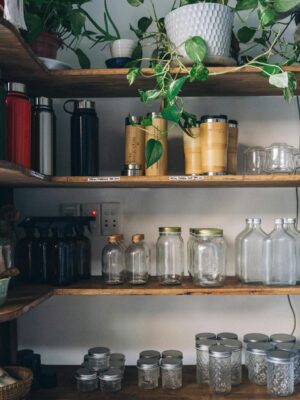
[192,229,227,287]
[220,339,243,386]
[75,368,98,392]
[162,350,183,360]
[161,358,183,390]
[139,350,161,360]
[137,358,160,390]
[196,339,218,384]
[243,333,269,368]
[270,334,296,345]
[195,332,216,344]
[88,347,110,372]
[276,342,300,385]
[110,353,125,364]
[157,227,184,285]
[217,332,238,341]
[209,344,232,394]
[247,342,275,385]
[267,350,295,397]
[99,368,122,393]
[109,360,125,376]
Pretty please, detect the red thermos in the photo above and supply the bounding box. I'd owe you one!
[6,83,31,168]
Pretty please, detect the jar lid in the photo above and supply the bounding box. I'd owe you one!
[76,99,95,110]
[123,164,141,171]
[107,235,122,244]
[110,353,125,362]
[34,97,52,107]
[126,115,139,125]
[161,357,182,369]
[88,347,110,358]
[228,120,238,127]
[200,115,228,123]
[139,350,161,359]
[243,333,269,343]
[162,350,183,359]
[75,368,97,381]
[246,218,261,224]
[209,344,232,358]
[283,218,296,224]
[147,112,163,119]
[270,334,296,344]
[194,229,223,237]
[276,343,300,354]
[99,368,122,381]
[137,358,159,369]
[267,350,296,363]
[274,218,284,225]
[7,82,26,94]
[247,342,274,354]
[132,234,144,243]
[196,339,218,350]
[217,332,238,341]
[159,227,181,233]
[195,332,216,341]
[220,339,243,351]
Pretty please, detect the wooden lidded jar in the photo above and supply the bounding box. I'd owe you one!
[124,116,145,173]
[183,121,202,175]
[145,112,168,176]
[200,115,229,175]
[227,120,239,175]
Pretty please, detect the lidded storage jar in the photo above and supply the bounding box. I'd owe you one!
[243,333,269,367]
[277,342,300,385]
[161,357,183,390]
[247,342,274,385]
[75,368,98,392]
[217,332,238,341]
[162,350,183,360]
[270,334,296,345]
[139,350,161,360]
[126,234,149,285]
[99,368,122,393]
[196,339,218,385]
[102,235,125,285]
[137,358,160,390]
[110,353,125,364]
[88,347,110,372]
[209,344,232,395]
[157,227,184,286]
[195,332,216,343]
[220,339,243,386]
[267,350,295,397]
[192,228,226,287]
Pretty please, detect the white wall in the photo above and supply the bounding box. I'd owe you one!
[14,0,300,366]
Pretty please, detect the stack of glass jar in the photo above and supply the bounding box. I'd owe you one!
[236,217,300,285]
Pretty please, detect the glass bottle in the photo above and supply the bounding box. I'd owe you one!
[64,224,77,283]
[102,235,125,285]
[157,227,184,286]
[240,218,267,284]
[187,228,196,278]
[126,234,149,285]
[267,350,295,397]
[283,218,300,283]
[276,342,300,385]
[137,358,160,390]
[161,358,183,390]
[196,339,218,384]
[75,223,91,280]
[235,219,254,280]
[220,339,242,386]
[247,342,275,385]
[264,218,296,286]
[209,344,232,395]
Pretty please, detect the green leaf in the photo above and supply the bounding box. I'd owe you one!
[260,64,281,77]
[189,63,209,82]
[138,17,152,33]
[185,36,207,63]
[70,10,85,35]
[127,0,144,6]
[139,89,161,103]
[161,105,181,123]
[145,139,163,168]
[273,0,300,13]
[235,0,258,11]
[141,116,152,127]
[269,72,289,88]
[283,72,297,103]
[24,13,43,43]
[258,6,276,27]
[182,111,197,128]
[166,77,188,101]
[127,67,141,86]
[74,48,90,69]
[237,27,256,43]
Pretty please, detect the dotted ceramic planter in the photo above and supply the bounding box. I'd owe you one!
[165,3,234,65]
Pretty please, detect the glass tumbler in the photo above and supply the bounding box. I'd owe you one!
[244,146,266,174]
[209,344,232,394]
[276,342,300,385]
[88,347,110,372]
[267,350,295,397]
[196,339,218,385]
[264,143,295,174]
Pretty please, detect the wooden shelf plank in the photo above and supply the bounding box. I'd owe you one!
[29,366,300,400]
[0,161,51,187]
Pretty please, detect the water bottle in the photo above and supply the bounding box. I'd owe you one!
[0,82,6,160]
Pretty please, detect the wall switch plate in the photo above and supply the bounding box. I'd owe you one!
[60,203,80,217]
[101,203,122,236]
[81,203,101,235]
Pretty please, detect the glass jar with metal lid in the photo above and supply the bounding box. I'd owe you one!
[126,234,149,285]
[243,333,269,368]
[88,347,110,372]
[75,368,98,392]
[217,332,238,341]
[161,357,183,390]
[247,342,274,385]
[192,229,227,287]
[139,350,161,360]
[195,332,216,343]
[102,235,125,285]
[110,353,125,364]
[99,368,123,393]
[267,350,295,397]
[109,360,125,376]
[157,227,184,286]
[220,339,243,386]
[209,344,232,394]
[162,350,183,359]
[270,334,296,345]
[137,358,160,390]
[196,339,218,384]
[277,343,300,385]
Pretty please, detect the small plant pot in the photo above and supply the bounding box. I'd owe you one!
[0,277,11,306]
[110,39,136,59]
[30,32,62,59]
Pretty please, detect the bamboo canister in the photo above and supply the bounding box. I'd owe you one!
[183,124,202,175]
[227,120,239,175]
[125,117,145,173]
[145,114,168,176]
[200,115,229,175]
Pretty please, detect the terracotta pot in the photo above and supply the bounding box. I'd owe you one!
[30,32,62,59]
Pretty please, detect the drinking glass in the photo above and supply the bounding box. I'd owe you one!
[244,147,266,174]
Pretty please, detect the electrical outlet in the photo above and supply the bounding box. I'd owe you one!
[60,203,80,217]
[81,203,101,235]
[101,203,122,236]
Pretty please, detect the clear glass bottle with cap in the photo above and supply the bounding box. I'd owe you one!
[161,358,183,390]
[157,227,184,285]
[217,332,238,341]
[99,368,122,393]
[192,228,227,287]
[270,334,296,345]
[220,339,243,386]
[139,350,161,360]
[137,358,160,390]
[267,350,295,396]
[277,343,300,385]
[102,235,125,285]
[240,218,267,283]
[284,218,300,283]
[264,218,296,286]
[235,219,255,279]
[162,350,183,360]
[88,347,110,372]
[243,333,269,368]
[196,339,218,384]
[247,342,274,385]
[187,228,196,277]
[126,234,149,285]
[75,368,98,392]
[209,344,232,395]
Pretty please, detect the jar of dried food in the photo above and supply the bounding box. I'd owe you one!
[267,350,295,397]
[243,333,269,368]
[139,350,161,360]
[99,368,122,393]
[209,344,232,395]
[162,350,183,360]
[110,360,125,376]
[88,347,110,372]
[270,334,296,345]
[75,368,98,392]
[137,358,160,390]
[161,358,183,390]
[276,343,300,385]
[217,332,238,341]
[220,339,242,386]
[247,342,274,385]
[196,339,218,385]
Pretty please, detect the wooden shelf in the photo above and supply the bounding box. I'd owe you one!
[29,366,300,400]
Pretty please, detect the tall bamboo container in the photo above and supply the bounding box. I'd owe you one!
[200,115,228,175]
[145,113,168,176]
[227,120,239,175]
[183,122,202,175]
[124,116,145,173]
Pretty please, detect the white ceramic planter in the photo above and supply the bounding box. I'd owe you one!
[165,3,234,65]
[110,39,136,58]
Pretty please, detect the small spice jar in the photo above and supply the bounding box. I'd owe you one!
[267,350,295,397]
[217,332,238,341]
[243,333,269,368]
[276,343,300,385]
[196,339,218,384]
[75,368,98,392]
[270,334,296,345]
[137,358,160,390]
[209,344,232,395]
[110,360,125,376]
[99,368,122,393]
[161,357,183,390]
[88,347,110,372]
[220,339,243,386]
[162,350,183,360]
[247,342,274,385]
[139,350,161,360]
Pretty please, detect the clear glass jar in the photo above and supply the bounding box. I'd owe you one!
[161,358,183,390]
[209,344,232,394]
[267,350,295,397]
[284,218,300,283]
[187,228,196,277]
[110,353,125,364]
[220,339,243,386]
[217,332,238,341]
[247,342,274,385]
[75,368,98,392]
[99,368,122,393]
[276,343,300,385]
[264,143,295,174]
[110,360,125,376]
[139,350,161,360]
[240,218,267,283]
[157,227,184,286]
[192,229,226,287]
[264,219,296,286]
[126,234,149,285]
[235,219,254,279]
[88,347,110,372]
[196,339,218,384]
[270,334,296,345]
[243,333,269,368]
[244,146,266,175]
[137,358,160,390]
[102,235,125,285]
[162,350,183,360]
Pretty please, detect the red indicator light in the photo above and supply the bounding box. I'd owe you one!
[90,210,97,217]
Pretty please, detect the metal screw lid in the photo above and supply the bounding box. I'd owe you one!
[274,218,284,225]
[217,332,238,341]
[196,339,218,350]
[99,368,122,381]
[220,339,243,351]
[7,82,26,94]
[162,350,183,359]
[75,368,97,381]
[267,350,296,363]
[137,358,159,369]
[195,332,216,341]
[139,350,161,359]
[276,342,300,354]
[247,342,274,354]
[88,347,110,359]
[159,227,181,233]
[123,163,141,170]
[126,115,140,125]
[200,115,228,123]
[209,344,232,358]
[161,357,182,369]
[228,120,238,127]
[110,353,125,362]
[132,234,144,243]
[76,99,95,110]
[243,333,269,343]
[283,218,296,224]
[246,218,261,224]
[107,235,123,244]
[194,228,223,237]
[34,97,52,107]
[270,334,296,344]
